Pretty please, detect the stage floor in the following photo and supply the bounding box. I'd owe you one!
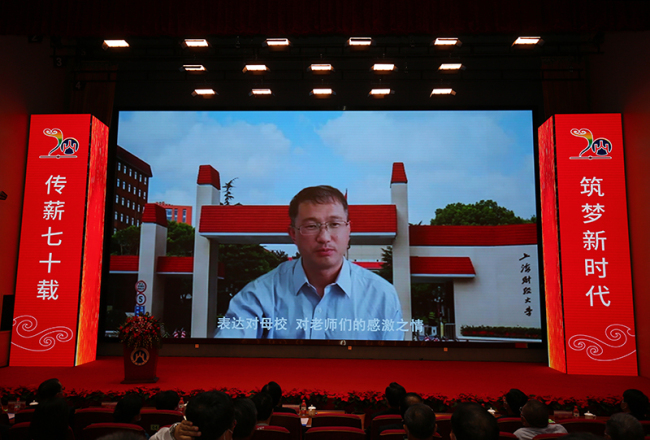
[1,357,649,400]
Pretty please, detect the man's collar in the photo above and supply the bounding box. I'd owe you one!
[292,258,352,297]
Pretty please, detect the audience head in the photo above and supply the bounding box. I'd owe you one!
[185,391,235,440]
[29,396,69,440]
[233,398,258,440]
[154,390,181,410]
[113,394,143,424]
[622,389,649,420]
[261,381,283,407]
[502,388,528,417]
[403,403,437,440]
[36,378,63,402]
[520,399,549,428]
[400,392,424,417]
[386,382,407,409]
[450,403,499,440]
[251,392,274,423]
[606,412,645,440]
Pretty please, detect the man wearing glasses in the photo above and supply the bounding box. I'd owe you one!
[215,185,403,340]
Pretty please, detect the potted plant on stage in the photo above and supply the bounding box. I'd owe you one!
[118,313,163,384]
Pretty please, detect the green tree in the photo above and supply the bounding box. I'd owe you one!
[430,200,536,226]
[166,221,195,256]
[111,225,141,255]
[378,246,393,283]
[222,177,238,206]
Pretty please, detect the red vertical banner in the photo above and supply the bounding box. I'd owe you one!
[10,115,108,367]
[539,114,637,375]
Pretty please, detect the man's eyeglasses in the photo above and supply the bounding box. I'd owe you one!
[293,221,349,236]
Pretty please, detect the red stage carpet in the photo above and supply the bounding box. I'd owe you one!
[1,357,649,401]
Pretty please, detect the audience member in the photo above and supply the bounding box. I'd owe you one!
[379,392,424,434]
[151,391,234,440]
[373,382,407,418]
[154,390,181,411]
[262,381,297,414]
[251,392,274,427]
[35,378,64,402]
[114,394,143,424]
[29,396,70,440]
[621,389,649,421]
[606,412,645,440]
[403,403,436,440]
[501,389,528,418]
[233,398,258,440]
[513,400,566,440]
[450,403,499,440]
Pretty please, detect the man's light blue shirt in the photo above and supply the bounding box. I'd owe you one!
[215,258,404,340]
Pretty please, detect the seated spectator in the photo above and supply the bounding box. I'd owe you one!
[450,403,499,440]
[252,392,274,427]
[373,382,407,419]
[114,394,143,424]
[154,390,181,411]
[379,392,424,434]
[150,391,235,440]
[262,382,297,414]
[29,396,70,440]
[621,389,649,421]
[500,389,528,418]
[233,398,258,440]
[35,378,64,403]
[403,404,436,440]
[606,412,645,440]
[513,400,566,440]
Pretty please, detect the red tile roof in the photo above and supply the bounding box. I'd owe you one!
[142,203,168,226]
[157,256,194,273]
[353,261,384,270]
[391,162,407,184]
[199,205,397,233]
[197,165,221,188]
[410,256,475,275]
[110,255,139,272]
[116,146,152,177]
[409,224,537,246]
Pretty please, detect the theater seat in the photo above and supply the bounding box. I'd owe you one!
[271,412,302,440]
[138,409,183,436]
[380,428,406,440]
[497,417,524,433]
[371,415,402,440]
[253,425,292,440]
[640,421,650,436]
[498,432,518,440]
[14,409,36,424]
[311,414,363,429]
[532,434,567,440]
[305,426,366,440]
[82,422,146,440]
[558,419,606,436]
[435,414,452,440]
[73,407,115,438]
[9,422,75,440]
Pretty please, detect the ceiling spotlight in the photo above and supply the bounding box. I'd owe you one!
[310,88,334,97]
[265,38,290,47]
[184,39,209,48]
[513,36,543,46]
[433,38,462,47]
[250,88,273,97]
[102,40,129,49]
[371,63,396,72]
[243,64,269,73]
[439,63,465,71]
[431,88,456,96]
[308,64,334,73]
[182,64,207,72]
[369,88,393,98]
[347,37,374,47]
[192,88,217,97]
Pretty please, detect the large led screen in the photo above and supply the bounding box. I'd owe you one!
[104,110,542,343]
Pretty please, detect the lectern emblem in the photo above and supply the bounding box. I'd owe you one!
[130,347,150,366]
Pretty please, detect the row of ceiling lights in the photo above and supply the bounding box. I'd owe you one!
[102,36,543,98]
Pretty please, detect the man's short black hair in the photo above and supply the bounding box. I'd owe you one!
[404,403,436,440]
[400,392,423,417]
[262,382,282,407]
[113,394,142,424]
[251,392,274,422]
[606,412,645,440]
[36,378,62,401]
[233,398,258,440]
[504,389,528,417]
[289,185,348,224]
[30,396,69,440]
[623,389,649,420]
[451,403,499,440]
[521,400,549,428]
[154,390,181,410]
[386,382,407,408]
[186,391,234,440]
